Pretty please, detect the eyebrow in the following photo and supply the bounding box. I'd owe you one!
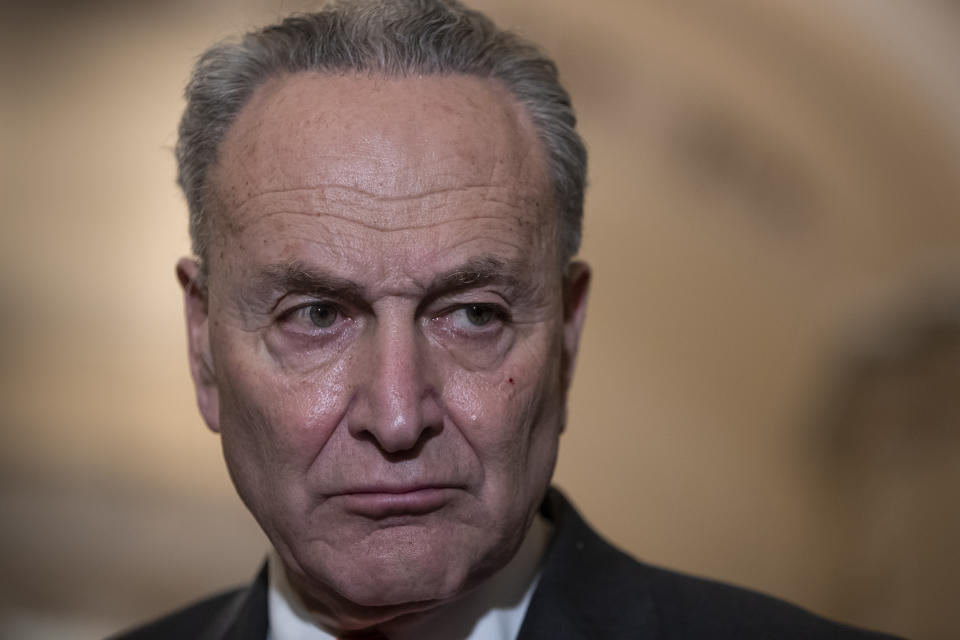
[250,256,528,310]
[251,262,368,310]
[426,256,525,299]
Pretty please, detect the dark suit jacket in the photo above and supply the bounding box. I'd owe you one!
[112,488,902,639]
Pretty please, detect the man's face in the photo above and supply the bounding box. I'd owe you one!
[180,72,589,626]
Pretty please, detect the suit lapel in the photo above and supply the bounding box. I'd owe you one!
[516,489,660,640]
[200,562,270,640]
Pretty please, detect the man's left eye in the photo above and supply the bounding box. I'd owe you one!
[447,303,503,332]
[307,303,339,328]
[462,304,495,326]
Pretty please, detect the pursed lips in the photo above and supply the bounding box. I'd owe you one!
[336,485,464,518]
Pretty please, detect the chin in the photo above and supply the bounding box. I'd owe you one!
[295,524,498,609]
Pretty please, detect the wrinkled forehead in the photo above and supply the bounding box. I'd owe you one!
[207,71,557,241]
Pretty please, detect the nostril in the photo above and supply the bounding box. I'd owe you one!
[365,422,441,461]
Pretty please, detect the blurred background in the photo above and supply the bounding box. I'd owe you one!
[2,0,959,638]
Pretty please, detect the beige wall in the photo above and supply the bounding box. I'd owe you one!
[2,1,959,638]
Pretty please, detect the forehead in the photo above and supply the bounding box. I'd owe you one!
[209,72,554,239]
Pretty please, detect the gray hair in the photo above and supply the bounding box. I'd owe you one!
[177,0,586,267]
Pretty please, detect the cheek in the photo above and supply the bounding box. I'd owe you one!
[440,357,517,419]
[440,355,560,457]
[440,362,563,520]
[216,344,352,471]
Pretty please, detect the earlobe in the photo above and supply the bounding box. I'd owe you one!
[177,257,221,433]
[561,260,591,393]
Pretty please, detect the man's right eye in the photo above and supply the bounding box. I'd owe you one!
[278,302,344,334]
[307,303,339,328]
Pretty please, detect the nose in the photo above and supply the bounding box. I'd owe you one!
[348,315,442,454]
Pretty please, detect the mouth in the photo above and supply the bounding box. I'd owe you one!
[338,486,459,519]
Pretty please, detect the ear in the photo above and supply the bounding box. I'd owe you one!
[177,257,221,433]
[561,260,591,394]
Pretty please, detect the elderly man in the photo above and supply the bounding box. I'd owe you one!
[116,1,899,638]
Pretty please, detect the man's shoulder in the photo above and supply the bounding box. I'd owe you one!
[520,488,902,640]
[109,589,240,640]
[108,565,268,640]
[637,561,898,639]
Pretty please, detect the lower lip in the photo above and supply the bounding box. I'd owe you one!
[340,487,456,518]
